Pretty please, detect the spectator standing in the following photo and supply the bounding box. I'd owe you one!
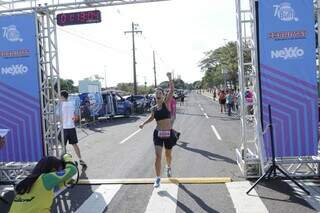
[213,89,217,101]
[218,90,227,113]
[58,91,87,168]
[226,90,234,116]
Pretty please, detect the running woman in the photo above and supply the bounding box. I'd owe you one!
[139,72,177,188]
[10,154,77,213]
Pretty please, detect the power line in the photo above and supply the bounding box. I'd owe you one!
[115,8,175,73]
[141,35,174,71]
[58,28,128,55]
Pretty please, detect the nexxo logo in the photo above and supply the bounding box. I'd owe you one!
[271,47,304,60]
[273,2,298,22]
[1,64,28,75]
[2,25,23,42]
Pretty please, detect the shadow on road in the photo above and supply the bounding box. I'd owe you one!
[81,116,141,129]
[156,185,219,213]
[179,184,219,213]
[51,170,99,213]
[157,189,194,212]
[177,141,237,165]
[77,116,141,141]
[248,179,315,211]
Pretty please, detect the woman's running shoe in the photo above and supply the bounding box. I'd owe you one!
[166,166,172,177]
[153,177,161,188]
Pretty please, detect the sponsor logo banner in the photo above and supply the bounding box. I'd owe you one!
[0,49,31,58]
[271,46,304,60]
[258,0,318,158]
[1,64,29,76]
[268,30,307,41]
[273,2,299,22]
[0,13,43,162]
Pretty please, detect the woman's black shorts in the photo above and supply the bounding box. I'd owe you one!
[153,129,177,149]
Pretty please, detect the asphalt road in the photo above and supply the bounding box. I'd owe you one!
[1,91,320,213]
[71,91,242,180]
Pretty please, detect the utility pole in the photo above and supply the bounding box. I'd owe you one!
[144,76,147,93]
[153,50,157,88]
[104,65,107,89]
[125,22,142,95]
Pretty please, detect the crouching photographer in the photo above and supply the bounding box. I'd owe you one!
[9,154,77,213]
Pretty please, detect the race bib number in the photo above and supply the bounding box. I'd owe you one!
[158,130,170,138]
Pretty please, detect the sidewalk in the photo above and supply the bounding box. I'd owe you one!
[200,90,241,118]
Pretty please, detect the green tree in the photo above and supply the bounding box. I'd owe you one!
[60,79,77,93]
[199,41,241,89]
[158,79,185,90]
[117,83,134,94]
[192,80,202,89]
[116,83,155,94]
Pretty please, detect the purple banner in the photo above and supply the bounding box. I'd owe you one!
[0,13,43,162]
[258,0,318,158]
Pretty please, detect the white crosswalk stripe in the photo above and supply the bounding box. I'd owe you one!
[145,184,179,213]
[48,180,320,213]
[75,184,122,213]
[226,181,268,213]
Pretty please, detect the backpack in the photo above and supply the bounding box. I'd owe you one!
[219,93,226,100]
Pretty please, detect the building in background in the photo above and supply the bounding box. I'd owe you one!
[79,79,101,93]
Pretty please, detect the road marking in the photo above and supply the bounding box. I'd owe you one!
[78,177,232,185]
[75,184,121,213]
[119,129,141,144]
[226,181,268,213]
[211,125,222,141]
[200,107,204,111]
[145,184,179,213]
[204,113,209,119]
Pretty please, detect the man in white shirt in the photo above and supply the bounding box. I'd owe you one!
[59,91,87,168]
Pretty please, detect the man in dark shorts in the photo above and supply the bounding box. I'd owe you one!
[59,91,87,168]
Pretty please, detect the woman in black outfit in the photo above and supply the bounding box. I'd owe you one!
[139,72,176,188]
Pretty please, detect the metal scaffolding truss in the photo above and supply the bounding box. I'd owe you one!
[37,8,65,158]
[236,0,320,178]
[0,0,168,13]
[235,0,263,178]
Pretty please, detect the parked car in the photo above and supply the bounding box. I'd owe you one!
[146,94,155,107]
[102,91,133,117]
[79,92,104,121]
[125,95,148,113]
